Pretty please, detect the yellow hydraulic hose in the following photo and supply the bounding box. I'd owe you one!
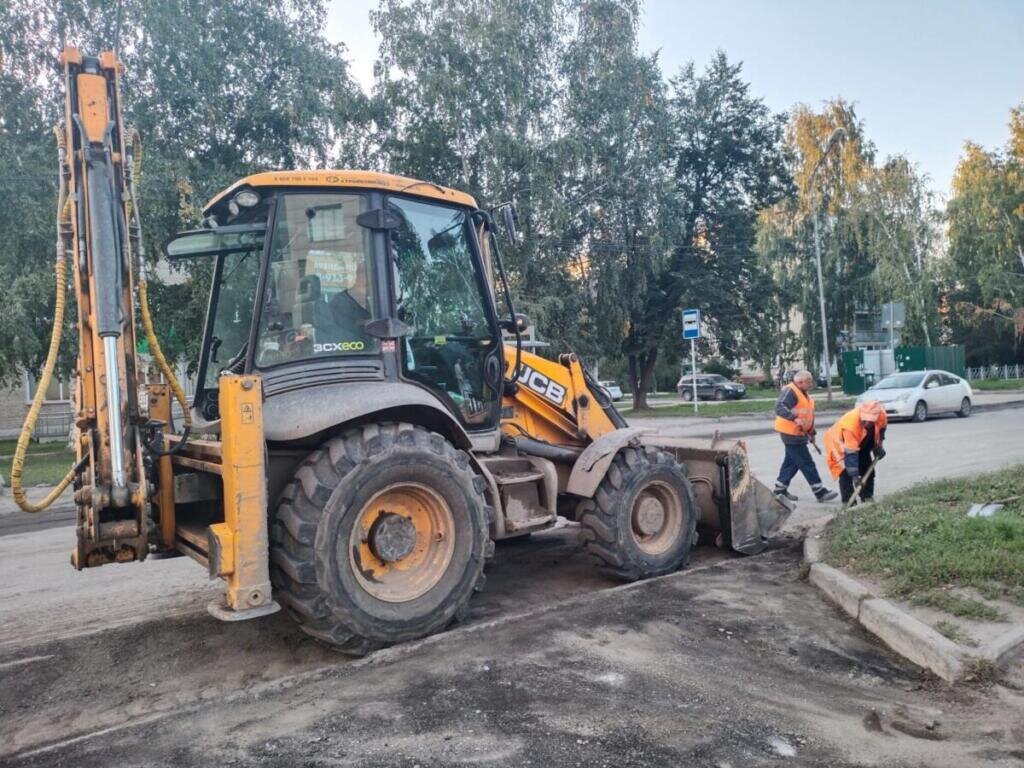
[12,128,76,512]
[128,129,191,435]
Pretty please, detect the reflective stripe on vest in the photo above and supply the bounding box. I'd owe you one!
[774,382,815,436]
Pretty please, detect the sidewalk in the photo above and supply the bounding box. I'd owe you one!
[0,486,75,535]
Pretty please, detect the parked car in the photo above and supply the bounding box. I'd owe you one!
[856,369,973,422]
[598,380,624,401]
[781,368,830,388]
[676,374,747,401]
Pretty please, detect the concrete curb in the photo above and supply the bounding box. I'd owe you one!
[802,537,1024,683]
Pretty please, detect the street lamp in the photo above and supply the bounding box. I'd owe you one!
[807,127,846,402]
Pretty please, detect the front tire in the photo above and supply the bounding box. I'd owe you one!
[912,400,928,423]
[714,389,726,401]
[681,389,693,401]
[270,423,491,655]
[957,397,971,418]
[578,447,697,581]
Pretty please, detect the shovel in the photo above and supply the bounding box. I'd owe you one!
[846,455,882,509]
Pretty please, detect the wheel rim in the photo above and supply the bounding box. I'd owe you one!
[348,483,455,603]
[916,402,926,420]
[962,398,971,414]
[629,480,684,555]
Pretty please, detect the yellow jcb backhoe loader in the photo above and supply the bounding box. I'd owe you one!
[13,48,791,654]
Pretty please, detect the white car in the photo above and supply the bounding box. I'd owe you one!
[599,380,624,401]
[856,369,973,422]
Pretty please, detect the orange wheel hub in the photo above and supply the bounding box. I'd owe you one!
[349,483,455,603]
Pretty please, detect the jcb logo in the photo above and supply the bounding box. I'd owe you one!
[516,364,566,406]
[314,341,365,353]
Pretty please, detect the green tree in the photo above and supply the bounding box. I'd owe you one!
[0,0,367,379]
[863,156,941,346]
[946,106,1024,365]
[621,53,789,408]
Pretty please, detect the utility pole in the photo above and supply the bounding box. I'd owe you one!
[807,127,846,402]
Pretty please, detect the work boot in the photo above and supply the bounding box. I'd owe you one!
[774,484,798,502]
[813,485,838,502]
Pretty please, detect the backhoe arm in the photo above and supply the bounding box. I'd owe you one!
[58,48,148,566]
[501,347,624,449]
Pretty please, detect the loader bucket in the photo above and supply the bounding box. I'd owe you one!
[641,435,793,555]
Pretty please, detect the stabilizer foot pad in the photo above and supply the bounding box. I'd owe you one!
[207,598,281,622]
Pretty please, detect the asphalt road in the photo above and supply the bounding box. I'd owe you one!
[2,408,1024,765]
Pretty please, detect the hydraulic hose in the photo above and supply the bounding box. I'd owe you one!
[11,127,76,513]
[127,129,191,451]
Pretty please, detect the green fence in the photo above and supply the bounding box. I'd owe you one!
[895,345,965,377]
[842,345,966,395]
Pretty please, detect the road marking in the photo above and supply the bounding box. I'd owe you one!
[0,654,55,671]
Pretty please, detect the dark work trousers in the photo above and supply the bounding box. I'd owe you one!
[776,440,823,489]
[838,433,877,504]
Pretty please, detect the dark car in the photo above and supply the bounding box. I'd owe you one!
[676,374,747,401]
[781,369,829,388]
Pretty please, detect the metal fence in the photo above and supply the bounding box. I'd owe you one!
[32,410,75,440]
[965,364,1024,381]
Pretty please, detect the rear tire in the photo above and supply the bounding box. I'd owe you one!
[956,397,971,418]
[681,389,693,401]
[912,400,928,423]
[270,423,491,655]
[578,447,697,581]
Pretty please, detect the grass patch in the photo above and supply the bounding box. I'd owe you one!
[933,620,979,648]
[823,464,1024,602]
[630,397,854,419]
[976,582,1024,608]
[969,378,1024,391]
[0,441,77,486]
[911,590,1005,621]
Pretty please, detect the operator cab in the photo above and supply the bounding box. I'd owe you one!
[165,171,513,439]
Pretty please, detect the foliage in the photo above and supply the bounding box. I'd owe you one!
[910,590,1005,622]
[823,464,1024,598]
[945,106,1024,365]
[1,0,1022,399]
[933,620,978,648]
[969,377,1024,391]
[701,357,739,378]
[0,0,366,380]
[628,396,854,418]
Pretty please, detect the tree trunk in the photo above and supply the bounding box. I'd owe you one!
[628,353,646,411]
[630,347,659,411]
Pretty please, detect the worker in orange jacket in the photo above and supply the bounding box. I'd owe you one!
[773,370,837,502]
[824,401,888,504]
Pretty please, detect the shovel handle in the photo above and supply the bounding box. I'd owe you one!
[846,455,881,509]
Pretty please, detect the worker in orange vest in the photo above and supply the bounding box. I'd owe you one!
[773,370,837,502]
[823,401,888,504]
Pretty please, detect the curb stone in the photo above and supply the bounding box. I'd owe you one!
[858,598,965,682]
[802,535,1024,682]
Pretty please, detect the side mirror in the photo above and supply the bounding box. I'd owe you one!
[501,204,519,245]
[164,223,266,260]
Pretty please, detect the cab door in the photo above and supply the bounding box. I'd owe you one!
[387,196,503,432]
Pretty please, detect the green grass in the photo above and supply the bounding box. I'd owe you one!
[823,465,1024,605]
[969,378,1024,391]
[0,440,77,486]
[910,590,1005,621]
[934,620,979,648]
[629,396,855,419]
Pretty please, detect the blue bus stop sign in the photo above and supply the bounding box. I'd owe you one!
[682,309,700,340]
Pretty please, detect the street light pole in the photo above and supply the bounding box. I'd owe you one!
[807,127,846,403]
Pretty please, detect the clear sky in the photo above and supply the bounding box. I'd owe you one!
[325,0,1024,198]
